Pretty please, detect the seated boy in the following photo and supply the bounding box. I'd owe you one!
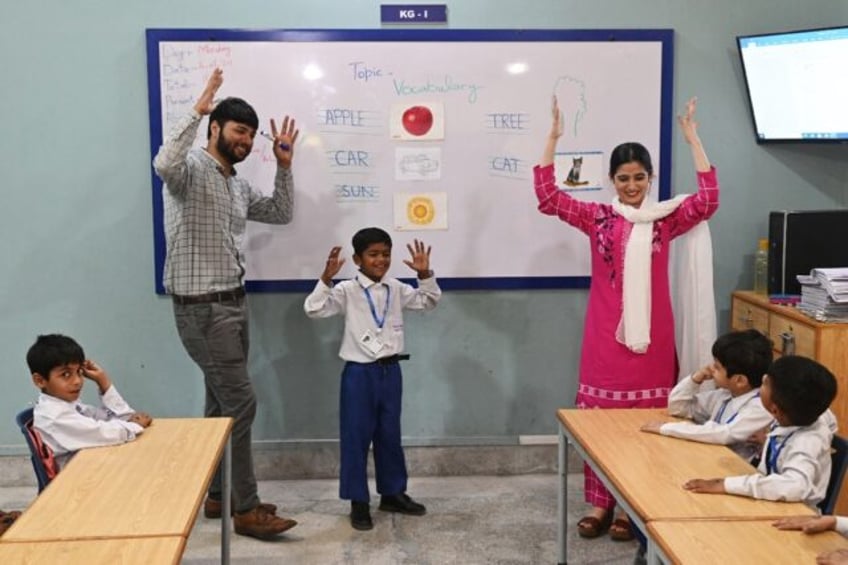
[640,329,774,462]
[683,355,837,508]
[27,334,152,470]
[304,228,440,531]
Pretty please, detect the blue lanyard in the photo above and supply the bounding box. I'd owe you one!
[713,392,760,424]
[361,282,390,330]
[765,430,796,475]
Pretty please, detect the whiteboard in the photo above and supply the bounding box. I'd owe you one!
[146,29,674,293]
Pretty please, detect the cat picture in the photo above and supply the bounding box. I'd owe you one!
[564,156,589,187]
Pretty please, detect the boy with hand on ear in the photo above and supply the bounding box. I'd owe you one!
[28,334,152,471]
[641,329,774,462]
[304,227,440,531]
[683,355,837,508]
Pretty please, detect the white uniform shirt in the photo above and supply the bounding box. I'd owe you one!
[723,410,837,507]
[304,272,440,363]
[33,386,144,470]
[836,516,848,536]
[662,375,773,461]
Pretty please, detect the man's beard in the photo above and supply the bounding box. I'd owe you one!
[216,134,250,165]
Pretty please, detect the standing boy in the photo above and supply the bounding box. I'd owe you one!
[304,228,440,530]
[27,334,152,471]
[684,355,837,508]
[640,329,774,462]
[153,68,299,538]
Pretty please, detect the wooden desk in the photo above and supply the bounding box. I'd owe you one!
[0,536,186,565]
[2,418,233,563]
[556,408,815,564]
[649,520,848,565]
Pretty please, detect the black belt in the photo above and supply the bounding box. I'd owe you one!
[375,354,410,365]
[172,287,245,305]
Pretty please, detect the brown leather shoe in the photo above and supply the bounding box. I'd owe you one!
[204,497,277,519]
[233,505,297,540]
[0,510,21,537]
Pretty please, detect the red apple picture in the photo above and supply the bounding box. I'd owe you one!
[390,102,444,141]
[401,105,434,136]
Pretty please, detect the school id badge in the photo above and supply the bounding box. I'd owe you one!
[360,329,386,356]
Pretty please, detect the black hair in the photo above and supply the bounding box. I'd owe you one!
[352,227,392,256]
[26,334,85,379]
[206,97,259,139]
[767,356,837,426]
[711,329,773,388]
[608,142,653,178]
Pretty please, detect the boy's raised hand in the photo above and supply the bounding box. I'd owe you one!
[403,239,432,278]
[320,246,345,286]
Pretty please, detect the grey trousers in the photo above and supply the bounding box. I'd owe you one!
[173,297,260,513]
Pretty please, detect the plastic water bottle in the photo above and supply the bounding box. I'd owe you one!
[753,238,769,295]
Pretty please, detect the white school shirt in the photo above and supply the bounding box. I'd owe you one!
[723,410,837,507]
[33,386,145,470]
[304,272,440,363]
[836,516,848,537]
[662,375,773,461]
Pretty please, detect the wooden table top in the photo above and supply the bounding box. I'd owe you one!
[0,536,185,564]
[3,417,232,542]
[558,408,815,520]
[649,519,848,565]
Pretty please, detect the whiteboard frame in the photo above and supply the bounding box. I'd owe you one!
[146,28,675,293]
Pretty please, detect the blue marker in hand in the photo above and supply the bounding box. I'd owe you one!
[260,131,291,151]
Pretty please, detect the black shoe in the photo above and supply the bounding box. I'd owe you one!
[378,493,426,516]
[350,501,373,531]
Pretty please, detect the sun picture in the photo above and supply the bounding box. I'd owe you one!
[407,197,435,225]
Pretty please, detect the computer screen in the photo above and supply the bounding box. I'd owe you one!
[737,26,848,143]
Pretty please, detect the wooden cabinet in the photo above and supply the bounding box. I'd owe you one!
[732,290,848,514]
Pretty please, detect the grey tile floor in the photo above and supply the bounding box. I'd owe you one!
[0,474,639,564]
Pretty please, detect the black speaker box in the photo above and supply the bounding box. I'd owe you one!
[768,210,848,295]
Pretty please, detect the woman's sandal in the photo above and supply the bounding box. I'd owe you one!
[576,512,612,538]
[609,517,635,541]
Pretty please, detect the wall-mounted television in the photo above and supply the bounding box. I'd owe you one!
[737,26,848,143]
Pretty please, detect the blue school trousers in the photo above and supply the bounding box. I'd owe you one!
[339,359,408,502]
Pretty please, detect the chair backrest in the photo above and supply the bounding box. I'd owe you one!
[820,434,848,515]
[15,408,58,493]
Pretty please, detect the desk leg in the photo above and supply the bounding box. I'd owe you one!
[557,425,567,565]
[648,535,670,564]
[222,435,232,565]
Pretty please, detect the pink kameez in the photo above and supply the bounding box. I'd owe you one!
[534,163,719,507]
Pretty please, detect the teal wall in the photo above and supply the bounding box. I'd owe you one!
[2,1,847,448]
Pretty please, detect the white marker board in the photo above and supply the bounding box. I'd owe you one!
[146,29,674,292]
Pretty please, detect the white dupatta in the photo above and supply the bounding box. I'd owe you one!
[611,195,716,376]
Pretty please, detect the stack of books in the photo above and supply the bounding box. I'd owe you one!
[796,268,848,322]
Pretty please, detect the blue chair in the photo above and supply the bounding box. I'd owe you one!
[15,408,58,493]
[820,434,848,515]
